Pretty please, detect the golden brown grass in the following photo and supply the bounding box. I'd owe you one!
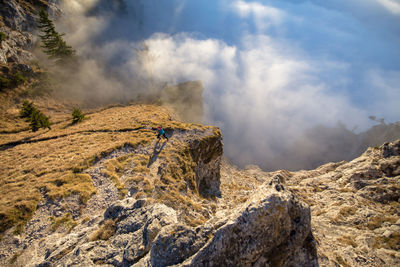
[331,206,358,225]
[89,219,116,241]
[335,255,351,267]
[372,232,400,250]
[337,235,358,248]
[366,215,398,230]
[0,100,220,234]
[50,212,77,232]
[0,103,197,234]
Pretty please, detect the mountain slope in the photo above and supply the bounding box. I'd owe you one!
[0,103,317,266]
[1,101,399,266]
[286,140,400,266]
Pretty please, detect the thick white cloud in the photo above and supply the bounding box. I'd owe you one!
[56,0,400,170]
[142,32,369,168]
[375,0,400,15]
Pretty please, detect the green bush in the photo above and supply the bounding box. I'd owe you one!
[19,101,35,120]
[13,72,27,86]
[30,109,51,132]
[19,101,51,131]
[72,107,85,124]
[13,72,28,86]
[0,32,6,45]
[27,72,54,96]
[0,75,11,90]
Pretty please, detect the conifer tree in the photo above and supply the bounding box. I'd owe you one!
[72,107,86,124]
[37,10,76,64]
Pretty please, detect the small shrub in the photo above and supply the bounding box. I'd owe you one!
[72,107,85,124]
[335,255,351,267]
[366,215,397,230]
[372,232,400,250]
[9,251,22,264]
[0,31,6,45]
[19,101,35,120]
[19,101,51,132]
[89,219,115,241]
[50,213,77,232]
[30,109,51,132]
[337,235,358,248]
[28,72,54,96]
[0,75,11,90]
[12,72,27,86]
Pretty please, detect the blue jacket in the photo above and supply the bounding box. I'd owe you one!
[157,128,165,135]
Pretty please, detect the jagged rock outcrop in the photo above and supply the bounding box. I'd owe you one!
[1,0,38,64]
[182,177,316,267]
[33,176,315,267]
[0,26,35,64]
[2,99,398,266]
[0,0,60,65]
[285,139,400,266]
[0,112,317,266]
[188,132,222,197]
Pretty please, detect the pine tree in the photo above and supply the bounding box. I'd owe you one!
[37,10,76,64]
[19,101,52,132]
[72,107,86,124]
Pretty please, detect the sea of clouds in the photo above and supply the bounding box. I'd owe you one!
[55,0,400,170]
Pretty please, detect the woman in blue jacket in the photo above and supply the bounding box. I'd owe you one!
[156,126,169,141]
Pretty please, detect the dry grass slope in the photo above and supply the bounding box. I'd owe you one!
[0,102,215,235]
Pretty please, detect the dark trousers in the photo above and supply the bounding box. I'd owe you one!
[157,133,168,140]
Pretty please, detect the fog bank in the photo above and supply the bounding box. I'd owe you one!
[53,0,400,170]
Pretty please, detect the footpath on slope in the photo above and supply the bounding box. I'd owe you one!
[0,102,224,266]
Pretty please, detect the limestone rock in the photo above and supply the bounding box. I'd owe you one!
[32,178,315,267]
[0,0,36,32]
[182,179,316,267]
[188,130,223,197]
[286,139,400,266]
[0,26,35,64]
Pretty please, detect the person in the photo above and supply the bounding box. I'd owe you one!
[156,126,169,141]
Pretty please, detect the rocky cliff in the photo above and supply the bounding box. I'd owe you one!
[1,101,399,266]
[1,1,399,266]
[286,139,400,266]
[0,0,56,65]
[0,104,317,266]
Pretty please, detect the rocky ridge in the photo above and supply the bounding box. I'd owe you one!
[0,0,57,65]
[285,139,400,266]
[0,103,317,266]
[1,1,399,266]
[4,125,399,266]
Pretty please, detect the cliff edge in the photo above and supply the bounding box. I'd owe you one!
[0,104,317,266]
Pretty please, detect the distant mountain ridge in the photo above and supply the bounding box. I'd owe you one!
[262,121,400,171]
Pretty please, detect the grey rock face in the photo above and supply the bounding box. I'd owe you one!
[0,0,36,32]
[0,0,38,65]
[4,123,317,267]
[188,132,223,197]
[0,27,36,64]
[0,0,60,65]
[183,179,316,267]
[32,177,315,267]
[36,199,178,267]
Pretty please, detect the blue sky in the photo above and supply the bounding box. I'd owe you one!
[61,0,400,169]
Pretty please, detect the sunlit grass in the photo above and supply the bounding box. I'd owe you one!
[0,102,220,234]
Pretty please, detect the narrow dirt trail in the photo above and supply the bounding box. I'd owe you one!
[82,130,185,219]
